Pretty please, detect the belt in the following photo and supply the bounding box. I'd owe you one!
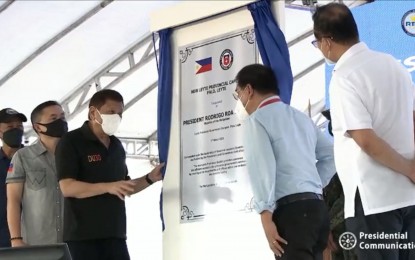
[277,192,323,207]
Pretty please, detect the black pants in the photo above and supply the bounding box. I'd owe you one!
[0,227,10,248]
[67,238,130,260]
[346,191,415,260]
[273,199,330,260]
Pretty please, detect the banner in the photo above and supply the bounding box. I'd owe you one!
[179,28,257,222]
[326,1,415,106]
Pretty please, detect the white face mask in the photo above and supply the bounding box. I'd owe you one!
[95,110,121,136]
[325,57,336,66]
[234,98,250,121]
[325,50,336,66]
[323,41,336,66]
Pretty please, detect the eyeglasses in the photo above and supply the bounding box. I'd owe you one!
[311,39,319,48]
[311,36,334,48]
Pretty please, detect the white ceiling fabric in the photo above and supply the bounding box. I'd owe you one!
[0,1,176,138]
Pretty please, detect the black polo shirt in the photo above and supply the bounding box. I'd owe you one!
[56,121,129,242]
[0,148,11,246]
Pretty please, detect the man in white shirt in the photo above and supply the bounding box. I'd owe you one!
[313,3,415,260]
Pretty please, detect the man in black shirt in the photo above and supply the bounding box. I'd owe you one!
[0,108,26,247]
[56,89,163,260]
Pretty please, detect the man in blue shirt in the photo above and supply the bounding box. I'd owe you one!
[0,108,27,247]
[234,64,335,260]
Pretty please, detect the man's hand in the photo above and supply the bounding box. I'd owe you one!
[327,232,338,252]
[408,160,415,183]
[348,129,415,180]
[11,239,26,247]
[261,211,287,257]
[105,180,136,200]
[147,163,165,183]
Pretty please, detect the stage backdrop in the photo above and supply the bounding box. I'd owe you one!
[325,1,415,106]
[179,28,257,222]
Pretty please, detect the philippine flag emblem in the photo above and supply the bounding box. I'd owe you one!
[7,163,13,174]
[195,57,212,74]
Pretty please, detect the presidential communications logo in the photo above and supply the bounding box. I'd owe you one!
[339,232,357,250]
[402,9,415,37]
[219,49,233,70]
[339,231,415,250]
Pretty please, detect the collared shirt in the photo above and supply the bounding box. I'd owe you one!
[0,148,11,246]
[329,42,415,218]
[243,96,335,213]
[56,121,129,241]
[5,141,63,245]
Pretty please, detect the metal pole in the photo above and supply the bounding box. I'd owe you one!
[0,0,14,14]
[0,0,113,87]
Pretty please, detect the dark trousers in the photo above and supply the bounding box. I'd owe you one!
[67,238,130,260]
[273,199,330,260]
[346,191,415,260]
[0,226,10,248]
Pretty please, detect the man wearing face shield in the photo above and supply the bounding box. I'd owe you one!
[56,89,164,260]
[235,64,335,260]
[6,101,68,247]
[0,108,27,247]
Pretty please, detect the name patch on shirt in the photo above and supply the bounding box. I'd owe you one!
[88,154,102,163]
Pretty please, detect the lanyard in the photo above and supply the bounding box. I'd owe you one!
[258,97,280,109]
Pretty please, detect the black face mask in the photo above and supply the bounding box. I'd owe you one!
[38,118,68,138]
[2,128,23,148]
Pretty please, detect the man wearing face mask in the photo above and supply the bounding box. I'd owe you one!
[234,64,335,260]
[6,101,67,247]
[56,89,164,260]
[0,108,27,247]
[313,4,415,260]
